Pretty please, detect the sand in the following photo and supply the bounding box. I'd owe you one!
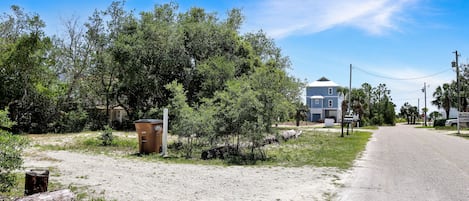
[23,149,345,201]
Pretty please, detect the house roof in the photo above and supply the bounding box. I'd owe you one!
[307,77,339,87]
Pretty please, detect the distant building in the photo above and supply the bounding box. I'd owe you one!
[95,105,128,123]
[306,77,343,122]
[440,107,458,119]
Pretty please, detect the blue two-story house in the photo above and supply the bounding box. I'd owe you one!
[306,77,342,122]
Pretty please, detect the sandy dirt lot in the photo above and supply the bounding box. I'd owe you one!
[23,133,346,201]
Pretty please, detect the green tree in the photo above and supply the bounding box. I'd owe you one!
[249,66,301,132]
[0,5,56,133]
[0,108,28,192]
[361,82,373,124]
[429,111,442,120]
[214,79,264,154]
[400,102,412,124]
[432,83,453,119]
[244,30,290,69]
[84,3,126,128]
[165,81,217,158]
[294,101,309,127]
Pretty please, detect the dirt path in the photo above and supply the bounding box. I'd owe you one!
[23,149,345,201]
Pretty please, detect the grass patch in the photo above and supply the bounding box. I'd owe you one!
[34,129,371,169]
[434,126,469,131]
[358,126,379,130]
[415,126,434,129]
[323,125,378,130]
[261,130,371,169]
[36,135,138,156]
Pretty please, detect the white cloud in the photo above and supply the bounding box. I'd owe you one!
[245,0,418,38]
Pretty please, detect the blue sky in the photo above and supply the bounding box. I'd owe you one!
[1,0,468,113]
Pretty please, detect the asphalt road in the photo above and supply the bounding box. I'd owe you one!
[338,124,469,201]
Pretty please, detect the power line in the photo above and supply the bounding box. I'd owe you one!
[353,66,452,80]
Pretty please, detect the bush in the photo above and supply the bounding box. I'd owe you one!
[0,109,28,192]
[371,115,384,125]
[98,126,114,146]
[86,108,108,131]
[55,108,88,133]
[433,119,446,127]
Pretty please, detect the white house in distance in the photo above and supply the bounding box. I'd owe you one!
[306,77,343,122]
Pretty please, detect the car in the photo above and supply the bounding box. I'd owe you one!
[445,119,458,127]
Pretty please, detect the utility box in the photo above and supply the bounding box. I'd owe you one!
[134,119,163,154]
[324,118,334,127]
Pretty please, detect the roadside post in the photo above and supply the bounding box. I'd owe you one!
[162,108,168,157]
[458,112,469,134]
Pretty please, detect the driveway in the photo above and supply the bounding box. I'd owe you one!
[338,124,469,201]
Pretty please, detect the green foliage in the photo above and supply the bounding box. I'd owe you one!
[55,108,88,133]
[249,65,301,132]
[0,109,28,192]
[294,101,309,126]
[165,81,215,158]
[197,56,236,98]
[86,109,108,131]
[432,83,455,120]
[0,6,61,134]
[433,119,446,127]
[399,102,419,124]
[0,3,302,141]
[214,79,263,148]
[98,126,114,146]
[429,111,442,120]
[344,83,396,126]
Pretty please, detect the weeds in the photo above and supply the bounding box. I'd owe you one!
[98,126,114,146]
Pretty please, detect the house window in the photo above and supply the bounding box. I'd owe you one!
[328,100,333,108]
[315,99,319,104]
[328,88,333,95]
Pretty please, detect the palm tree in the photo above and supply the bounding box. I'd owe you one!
[432,83,453,119]
[361,83,372,121]
[400,102,411,124]
[337,86,350,117]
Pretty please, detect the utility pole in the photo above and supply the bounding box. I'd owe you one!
[349,64,352,134]
[422,82,427,126]
[453,51,460,134]
[349,64,352,113]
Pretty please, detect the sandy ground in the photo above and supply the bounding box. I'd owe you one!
[23,132,346,201]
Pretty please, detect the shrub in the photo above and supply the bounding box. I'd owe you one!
[86,108,108,131]
[0,109,28,192]
[98,126,114,146]
[55,108,88,133]
[433,119,446,127]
